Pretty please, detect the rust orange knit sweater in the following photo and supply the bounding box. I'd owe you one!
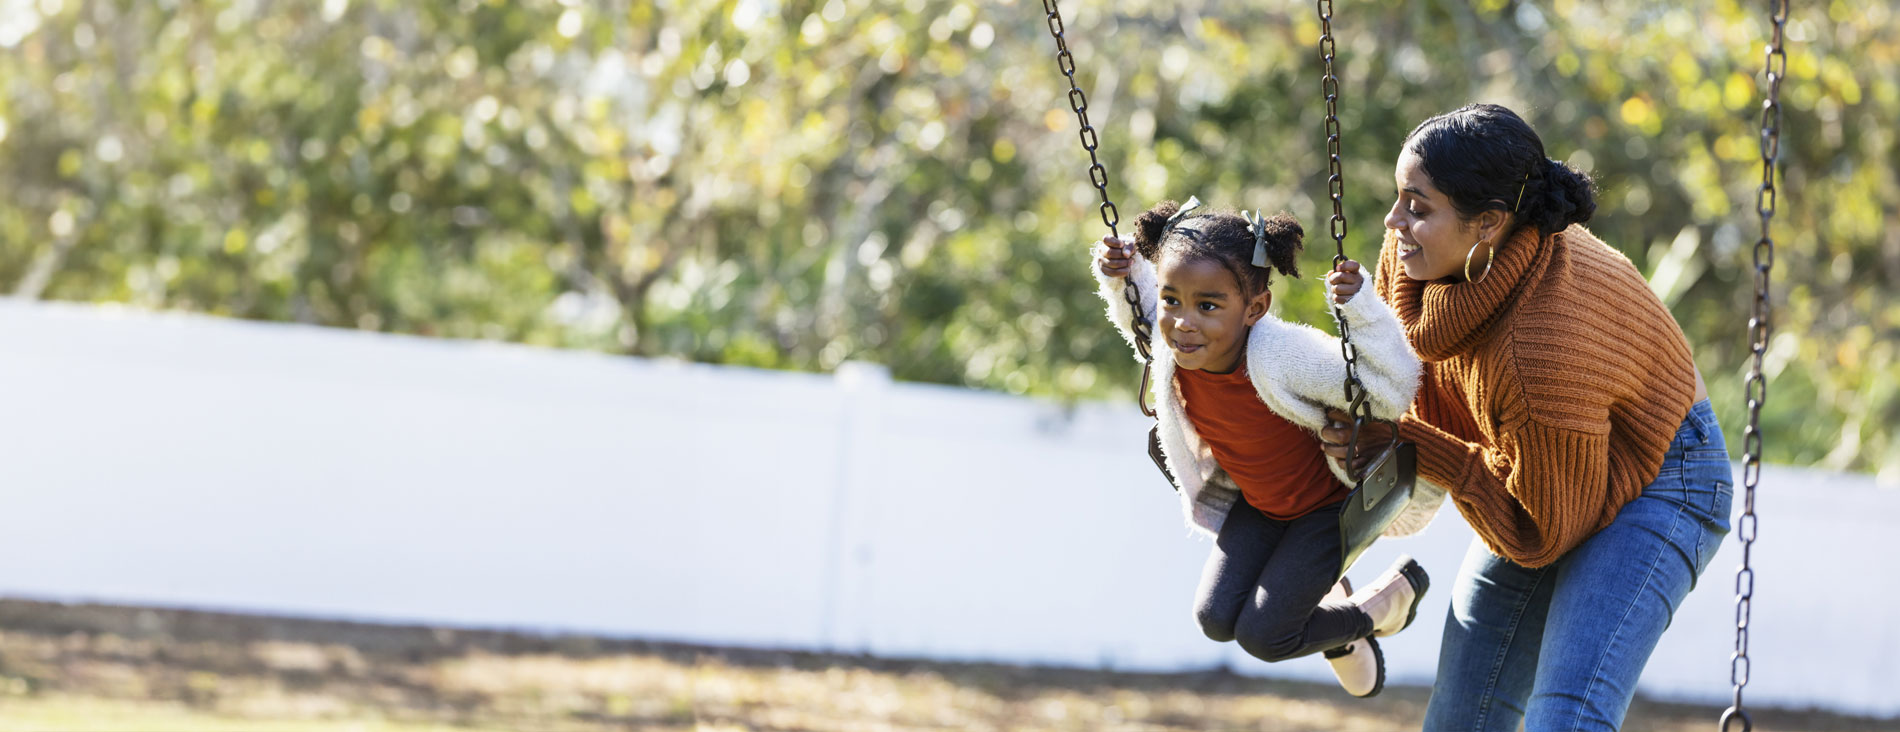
[1376,224,1698,568]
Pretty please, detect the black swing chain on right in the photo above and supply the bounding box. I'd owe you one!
[1041,0,1157,418]
[1316,0,1374,472]
[1720,1,1785,730]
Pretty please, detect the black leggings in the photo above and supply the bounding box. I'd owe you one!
[1193,498,1371,662]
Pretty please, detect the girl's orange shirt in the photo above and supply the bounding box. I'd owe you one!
[1175,364,1348,520]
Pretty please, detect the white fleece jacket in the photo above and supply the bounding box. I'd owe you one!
[1093,248,1446,538]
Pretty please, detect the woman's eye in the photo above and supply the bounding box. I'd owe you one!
[1407,205,1425,217]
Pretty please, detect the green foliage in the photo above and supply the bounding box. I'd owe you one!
[1,0,1894,476]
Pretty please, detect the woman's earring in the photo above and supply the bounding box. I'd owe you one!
[1463,240,1493,284]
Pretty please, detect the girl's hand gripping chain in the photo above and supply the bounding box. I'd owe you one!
[1095,234,1135,279]
[1325,259,1365,304]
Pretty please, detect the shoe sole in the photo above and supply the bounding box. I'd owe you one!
[1362,636,1386,698]
[1325,577,1383,698]
[1323,634,1385,698]
[1394,558,1430,636]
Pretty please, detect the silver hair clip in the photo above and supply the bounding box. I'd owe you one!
[1243,209,1271,268]
[1162,195,1203,240]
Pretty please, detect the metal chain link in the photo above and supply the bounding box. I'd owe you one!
[1316,0,1373,470]
[1720,1,1785,730]
[1042,0,1156,417]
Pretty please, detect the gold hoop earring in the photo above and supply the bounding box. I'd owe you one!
[1464,240,1493,284]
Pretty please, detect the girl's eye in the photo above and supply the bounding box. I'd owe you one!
[1161,296,1180,307]
[1198,302,1218,312]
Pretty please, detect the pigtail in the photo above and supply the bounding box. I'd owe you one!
[1141,201,1302,300]
[1132,200,1181,260]
[1254,213,1304,280]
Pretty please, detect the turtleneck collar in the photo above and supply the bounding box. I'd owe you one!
[1388,224,1553,362]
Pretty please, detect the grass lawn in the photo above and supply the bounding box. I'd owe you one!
[0,598,1891,731]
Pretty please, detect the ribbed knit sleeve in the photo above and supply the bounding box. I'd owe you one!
[1401,409,1608,568]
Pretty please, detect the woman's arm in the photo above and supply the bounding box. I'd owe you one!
[1400,409,1609,568]
[1328,347,1611,566]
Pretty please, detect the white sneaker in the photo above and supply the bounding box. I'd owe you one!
[1321,578,1384,697]
[1324,636,1384,697]
[1350,555,1430,638]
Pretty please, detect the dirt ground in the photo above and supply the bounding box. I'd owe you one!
[0,598,1891,731]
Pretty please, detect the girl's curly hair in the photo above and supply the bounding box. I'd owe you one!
[1132,200,1303,298]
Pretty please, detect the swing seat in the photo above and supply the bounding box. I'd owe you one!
[1146,425,1176,485]
[1148,419,1416,580]
[1337,436,1417,579]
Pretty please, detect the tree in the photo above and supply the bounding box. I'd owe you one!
[2,0,1894,476]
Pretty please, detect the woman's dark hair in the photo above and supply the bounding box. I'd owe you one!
[1404,103,1597,236]
[1132,200,1302,299]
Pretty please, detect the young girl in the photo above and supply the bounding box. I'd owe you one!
[1092,199,1442,697]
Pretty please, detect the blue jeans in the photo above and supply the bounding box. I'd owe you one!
[1422,399,1733,731]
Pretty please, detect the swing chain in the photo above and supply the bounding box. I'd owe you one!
[1721,1,1785,730]
[1317,0,1373,467]
[1043,0,1156,417]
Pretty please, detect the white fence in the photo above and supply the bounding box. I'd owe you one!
[0,301,1893,716]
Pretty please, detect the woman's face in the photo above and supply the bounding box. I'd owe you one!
[1156,253,1268,373]
[1384,149,1484,282]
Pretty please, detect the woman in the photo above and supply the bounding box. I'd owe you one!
[1319,103,1733,730]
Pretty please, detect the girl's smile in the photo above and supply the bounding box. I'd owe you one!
[1156,254,1270,373]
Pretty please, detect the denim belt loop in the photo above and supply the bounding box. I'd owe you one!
[1686,399,1717,446]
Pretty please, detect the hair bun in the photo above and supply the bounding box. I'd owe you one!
[1132,200,1181,259]
[1530,159,1597,234]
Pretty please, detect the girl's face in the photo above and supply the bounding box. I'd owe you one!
[1384,149,1497,282]
[1156,253,1270,373]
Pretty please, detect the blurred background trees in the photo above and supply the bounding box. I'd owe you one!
[1,0,1894,478]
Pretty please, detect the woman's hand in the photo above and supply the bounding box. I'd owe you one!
[1095,235,1134,279]
[1326,259,1365,304]
[1319,407,1396,478]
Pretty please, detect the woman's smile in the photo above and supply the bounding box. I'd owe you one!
[1397,235,1424,261]
[1385,149,1488,282]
